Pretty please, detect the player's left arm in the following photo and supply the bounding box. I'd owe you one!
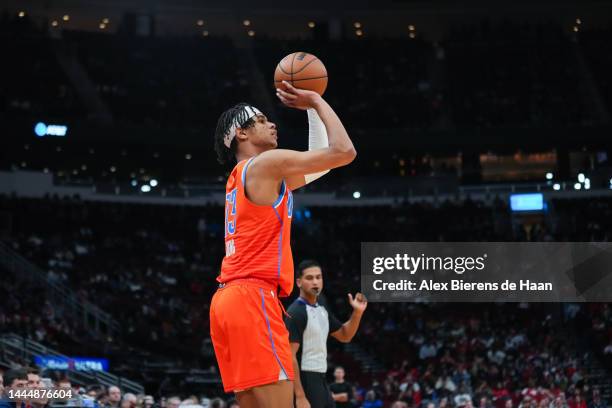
[330,293,367,343]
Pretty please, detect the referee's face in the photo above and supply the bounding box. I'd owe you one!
[298,266,323,298]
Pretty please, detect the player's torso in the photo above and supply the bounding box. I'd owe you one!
[219,158,294,296]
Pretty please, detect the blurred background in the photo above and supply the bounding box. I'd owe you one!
[1,0,612,407]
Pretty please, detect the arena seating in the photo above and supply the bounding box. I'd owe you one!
[1,195,610,406]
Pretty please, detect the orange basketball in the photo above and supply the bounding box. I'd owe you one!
[274,52,328,95]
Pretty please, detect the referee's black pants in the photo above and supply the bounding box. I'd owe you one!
[300,371,335,408]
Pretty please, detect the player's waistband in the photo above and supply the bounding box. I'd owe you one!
[218,278,291,317]
[218,277,277,292]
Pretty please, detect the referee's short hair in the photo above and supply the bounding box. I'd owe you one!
[297,259,322,277]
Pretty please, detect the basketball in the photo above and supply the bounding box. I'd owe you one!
[274,52,328,95]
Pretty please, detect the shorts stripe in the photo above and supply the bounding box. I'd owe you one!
[259,288,289,379]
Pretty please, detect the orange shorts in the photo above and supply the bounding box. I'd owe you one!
[210,279,294,392]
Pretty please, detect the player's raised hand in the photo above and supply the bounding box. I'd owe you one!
[348,293,368,314]
[276,80,322,110]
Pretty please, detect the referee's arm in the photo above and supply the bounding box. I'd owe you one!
[285,304,310,407]
[290,342,310,407]
[330,293,367,343]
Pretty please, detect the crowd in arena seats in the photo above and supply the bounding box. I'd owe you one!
[445,21,592,128]
[1,194,612,407]
[254,36,443,132]
[0,366,239,408]
[62,30,249,130]
[0,268,79,350]
[2,14,605,136]
[549,197,612,242]
[352,302,596,407]
[579,27,612,117]
[584,303,612,371]
[0,12,84,122]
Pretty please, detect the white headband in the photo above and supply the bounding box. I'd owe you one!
[224,105,263,148]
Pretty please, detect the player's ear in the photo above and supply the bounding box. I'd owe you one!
[235,127,248,142]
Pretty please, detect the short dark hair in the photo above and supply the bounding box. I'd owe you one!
[297,259,322,277]
[4,368,27,387]
[214,103,258,165]
[26,367,39,376]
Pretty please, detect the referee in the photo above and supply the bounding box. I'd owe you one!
[285,260,367,408]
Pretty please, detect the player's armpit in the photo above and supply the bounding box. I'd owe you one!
[254,148,355,180]
[286,174,306,191]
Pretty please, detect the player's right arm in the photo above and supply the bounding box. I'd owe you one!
[259,82,356,187]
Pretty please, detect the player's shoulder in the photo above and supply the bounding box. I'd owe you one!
[225,160,246,189]
[252,149,301,166]
[226,159,246,179]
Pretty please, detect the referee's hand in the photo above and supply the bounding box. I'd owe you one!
[296,395,311,408]
[348,292,368,314]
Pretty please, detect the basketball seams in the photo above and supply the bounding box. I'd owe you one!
[290,52,297,85]
[292,57,320,74]
[274,52,327,95]
[277,58,292,75]
[274,75,328,82]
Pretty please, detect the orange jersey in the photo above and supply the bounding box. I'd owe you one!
[218,157,294,297]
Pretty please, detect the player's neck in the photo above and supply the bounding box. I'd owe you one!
[236,144,267,162]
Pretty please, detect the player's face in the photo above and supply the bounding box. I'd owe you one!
[298,266,323,297]
[247,114,277,149]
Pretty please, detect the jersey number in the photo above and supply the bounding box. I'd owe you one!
[225,188,237,236]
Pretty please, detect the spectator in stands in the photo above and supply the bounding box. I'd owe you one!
[362,390,383,408]
[553,395,569,408]
[121,393,137,408]
[106,386,122,408]
[420,338,438,360]
[166,396,181,408]
[569,393,587,408]
[479,396,492,408]
[329,366,353,408]
[209,398,225,408]
[57,378,72,389]
[26,368,48,408]
[0,368,28,408]
[436,374,457,393]
[492,381,510,405]
[589,390,604,408]
[143,395,155,408]
[87,385,106,402]
[455,385,473,407]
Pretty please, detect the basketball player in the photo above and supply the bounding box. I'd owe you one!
[210,81,356,408]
